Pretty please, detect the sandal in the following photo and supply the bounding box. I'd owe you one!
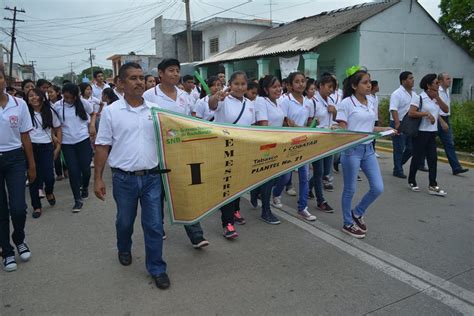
[32,209,42,219]
[47,194,56,206]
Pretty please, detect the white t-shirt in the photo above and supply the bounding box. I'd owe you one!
[54,100,94,144]
[438,86,450,116]
[95,99,159,171]
[336,96,377,133]
[314,92,336,128]
[0,95,33,151]
[193,95,215,121]
[280,93,314,127]
[214,95,255,126]
[389,86,416,121]
[29,109,61,144]
[254,96,285,127]
[91,82,110,100]
[143,84,192,115]
[410,91,443,132]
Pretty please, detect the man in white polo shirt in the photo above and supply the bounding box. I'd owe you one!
[94,62,169,289]
[91,70,110,100]
[143,58,209,249]
[437,72,468,175]
[389,71,417,178]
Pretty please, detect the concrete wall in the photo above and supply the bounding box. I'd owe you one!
[359,0,474,100]
[154,17,186,58]
[175,33,203,62]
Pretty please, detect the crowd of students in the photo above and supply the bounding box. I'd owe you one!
[0,59,468,290]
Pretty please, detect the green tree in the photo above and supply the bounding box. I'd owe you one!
[439,0,474,56]
[79,66,113,82]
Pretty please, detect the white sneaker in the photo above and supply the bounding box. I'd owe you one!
[285,187,297,196]
[375,152,380,158]
[3,256,17,272]
[271,196,283,209]
[16,243,31,262]
[38,189,45,198]
[428,186,447,196]
[298,207,317,221]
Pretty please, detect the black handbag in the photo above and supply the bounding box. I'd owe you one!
[399,96,422,137]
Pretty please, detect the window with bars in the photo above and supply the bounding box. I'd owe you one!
[209,37,219,54]
[452,78,463,94]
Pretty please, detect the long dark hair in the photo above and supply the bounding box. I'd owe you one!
[343,69,369,98]
[26,88,57,129]
[62,83,88,121]
[102,88,119,105]
[199,76,220,98]
[258,75,279,98]
[78,82,92,97]
[49,85,62,102]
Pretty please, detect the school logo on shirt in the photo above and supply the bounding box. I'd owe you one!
[9,115,18,128]
[178,97,187,108]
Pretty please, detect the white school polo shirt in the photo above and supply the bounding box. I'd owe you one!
[389,86,416,121]
[314,92,336,128]
[86,96,102,114]
[0,95,33,152]
[54,100,93,145]
[113,88,125,100]
[143,84,192,115]
[280,93,314,127]
[29,109,61,144]
[329,89,343,105]
[214,95,255,126]
[193,96,215,121]
[410,91,443,132]
[336,96,377,133]
[91,82,110,100]
[95,99,159,171]
[254,96,284,127]
[439,86,450,116]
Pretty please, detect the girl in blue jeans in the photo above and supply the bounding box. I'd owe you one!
[336,68,395,238]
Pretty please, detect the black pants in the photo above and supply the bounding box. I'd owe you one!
[220,198,240,227]
[29,143,55,210]
[62,138,92,202]
[0,148,28,258]
[409,131,437,187]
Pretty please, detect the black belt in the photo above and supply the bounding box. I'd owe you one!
[0,147,23,157]
[111,167,170,176]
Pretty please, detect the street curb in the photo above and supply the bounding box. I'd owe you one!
[375,146,474,168]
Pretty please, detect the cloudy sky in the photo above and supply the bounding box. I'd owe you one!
[1,0,441,79]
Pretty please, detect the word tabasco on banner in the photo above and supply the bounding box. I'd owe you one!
[152,109,377,225]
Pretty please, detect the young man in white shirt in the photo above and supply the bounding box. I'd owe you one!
[94,62,170,289]
[143,58,209,248]
[437,72,468,175]
[389,71,416,178]
[182,74,199,107]
[91,70,110,100]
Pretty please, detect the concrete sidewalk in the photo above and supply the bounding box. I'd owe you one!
[1,152,472,315]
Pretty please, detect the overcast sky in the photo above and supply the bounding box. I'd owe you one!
[1,0,441,79]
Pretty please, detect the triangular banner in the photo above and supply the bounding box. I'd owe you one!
[152,108,379,224]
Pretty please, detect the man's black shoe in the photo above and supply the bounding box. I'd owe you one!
[418,166,429,172]
[393,173,407,179]
[453,168,469,175]
[118,252,132,266]
[153,273,170,289]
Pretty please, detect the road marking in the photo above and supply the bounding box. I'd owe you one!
[243,196,474,315]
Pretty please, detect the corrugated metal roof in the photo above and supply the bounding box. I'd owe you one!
[199,1,399,65]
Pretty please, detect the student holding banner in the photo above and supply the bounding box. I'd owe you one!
[336,67,395,239]
[271,72,318,222]
[209,71,256,239]
[250,75,285,225]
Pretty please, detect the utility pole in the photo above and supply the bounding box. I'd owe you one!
[30,60,36,81]
[184,0,193,62]
[40,71,45,79]
[4,6,25,85]
[85,48,96,80]
[68,62,74,82]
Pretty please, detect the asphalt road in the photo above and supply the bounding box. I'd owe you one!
[1,152,473,315]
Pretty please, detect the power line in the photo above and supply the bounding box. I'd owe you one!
[4,6,25,85]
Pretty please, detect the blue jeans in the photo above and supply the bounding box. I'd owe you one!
[112,171,166,276]
[309,155,333,204]
[273,165,309,211]
[251,179,276,216]
[0,148,28,258]
[341,144,384,227]
[29,143,55,210]
[390,120,412,175]
[438,116,462,172]
[62,138,92,202]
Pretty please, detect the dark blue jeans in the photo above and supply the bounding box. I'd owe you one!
[310,156,333,205]
[250,179,276,217]
[29,143,55,210]
[62,138,92,202]
[438,116,462,172]
[112,170,166,276]
[0,148,28,258]
[390,120,412,175]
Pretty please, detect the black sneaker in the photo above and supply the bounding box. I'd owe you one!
[192,238,210,249]
[118,252,132,266]
[317,201,334,213]
[260,213,280,225]
[324,183,334,192]
[351,211,367,233]
[453,168,469,175]
[393,173,407,179]
[72,200,83,213]
[342,225,365,239]
[16,243,31,262]
[81,188,89,200]
[153,272,170,290]
[3,256,17,272]
[333,161,339,173]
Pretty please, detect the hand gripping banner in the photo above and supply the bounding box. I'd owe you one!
[152,108,379,224]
